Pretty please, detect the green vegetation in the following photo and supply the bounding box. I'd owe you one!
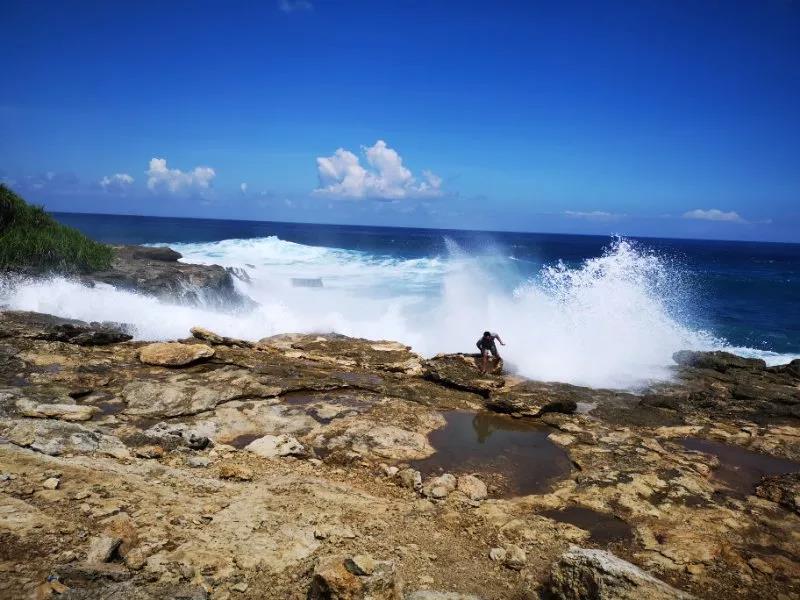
[0,184,113,273]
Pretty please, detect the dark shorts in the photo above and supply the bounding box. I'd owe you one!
[480,344,499,358]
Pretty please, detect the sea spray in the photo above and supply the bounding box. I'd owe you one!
[1,235,794,389]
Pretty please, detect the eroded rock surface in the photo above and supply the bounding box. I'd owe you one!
[83,244,249,308]
[138,342,215,367]
[0,310,131,346]
[0,310,798,600]
[756,472,800,515]
[549,547,696,599]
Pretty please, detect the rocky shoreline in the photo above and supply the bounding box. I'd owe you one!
[0,301,799,598]
[78,245,253,309]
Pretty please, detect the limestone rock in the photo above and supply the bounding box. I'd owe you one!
[309,555,402,600]
[326,423,436,461]
[672,350,766,372]
[398,468,422,491]
[345,554,376,576]
[16,398,98,421]
[134,445,164,459]
[54,562,130,582]
[138,342,214,367]
[487,380,580,417]
[121,368,281,417]
[85,534,122,563]
[42,477,60,490]
[755,473,800,515]
[422,354,504,398]
[191,326,254,348]
[309,556,363,599]
[748,557,774,575]
[1,419,100,456]
[257,332,422,374]
[0,310,132,346]
[456,475,487,501]
[489,548,506,562]
[103,513,138,559]
[85,244,249,309]
[549,547,696,599]
[218,464,253,481]
[503,545,526,571]
[422,474,457,499]
[131,246,182,262]
[245,434,306,459]
[406,594,483,600]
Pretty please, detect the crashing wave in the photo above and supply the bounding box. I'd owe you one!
[1,235,795,389]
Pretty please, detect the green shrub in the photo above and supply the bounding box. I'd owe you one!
[0,184,113,273]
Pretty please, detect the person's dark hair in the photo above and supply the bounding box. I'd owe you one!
[483,331,491,337]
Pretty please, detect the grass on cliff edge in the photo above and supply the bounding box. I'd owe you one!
[0,184,113,273]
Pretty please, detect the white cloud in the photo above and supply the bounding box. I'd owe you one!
[240,182,248,194]
[279,0,312,12]
[146,158,215,194]
[682,208,745,223]
[99,173,134,192]
[315,140,443,200]
[564,210,624,221]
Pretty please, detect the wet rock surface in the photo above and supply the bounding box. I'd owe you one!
[0,310,799,599]
[82,245,250,308]
[0,310,132,346]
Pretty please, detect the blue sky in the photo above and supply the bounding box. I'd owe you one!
[1,0,799,242]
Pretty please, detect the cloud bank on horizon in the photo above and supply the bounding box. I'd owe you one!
[682,209,745,223]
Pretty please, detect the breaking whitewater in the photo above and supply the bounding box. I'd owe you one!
[2,237,796,390]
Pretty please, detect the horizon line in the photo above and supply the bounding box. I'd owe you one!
[51,209,800,247]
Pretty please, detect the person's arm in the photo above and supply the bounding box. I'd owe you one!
[494,334,505,346]
[476,339,483,351]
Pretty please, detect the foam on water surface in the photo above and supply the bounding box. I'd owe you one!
[1,235,796,389]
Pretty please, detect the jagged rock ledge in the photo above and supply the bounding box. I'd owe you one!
[77,245,253,309]
[0,310,799,600]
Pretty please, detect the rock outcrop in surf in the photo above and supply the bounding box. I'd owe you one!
[80,244,251,309]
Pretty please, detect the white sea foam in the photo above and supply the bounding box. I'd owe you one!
[1,236,795,389]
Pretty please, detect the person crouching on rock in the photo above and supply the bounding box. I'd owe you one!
[477,331,504,374]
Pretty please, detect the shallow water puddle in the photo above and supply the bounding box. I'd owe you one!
[94,401,125,416]
[226,433,263,449]
[412,411,572,497]
[680,437,800,496]
[541,506,633,546]
[282,390,373,424]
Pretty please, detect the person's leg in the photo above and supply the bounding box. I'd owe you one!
[481,350,489,373]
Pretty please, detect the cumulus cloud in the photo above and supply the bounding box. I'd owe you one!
[278,0,312,12]
[564,210,624,221]
[146,158,215,194]
[315,140,443,200]
[99,173,134,192]
[682,208,745,223]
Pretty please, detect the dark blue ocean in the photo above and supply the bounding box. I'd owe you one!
[7,211,797,389]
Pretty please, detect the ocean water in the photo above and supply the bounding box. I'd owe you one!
[3,212,799,390]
